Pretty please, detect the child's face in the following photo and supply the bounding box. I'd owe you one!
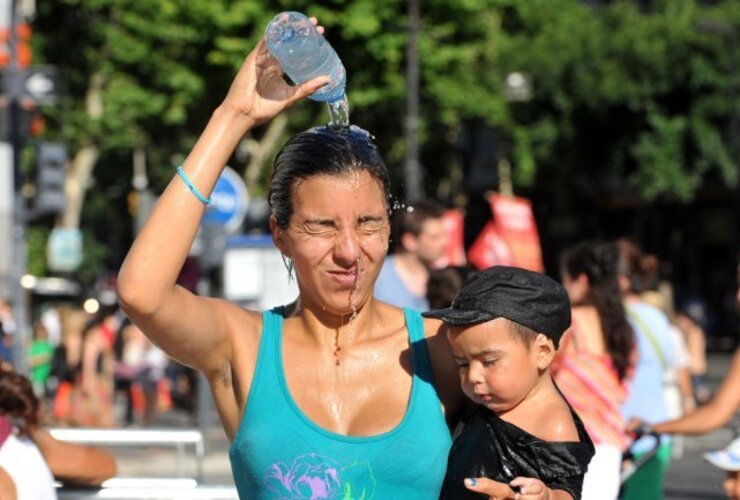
[447,318,545,414]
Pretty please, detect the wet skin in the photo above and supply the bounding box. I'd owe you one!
[273,170,391,318]
[271,171,438,436]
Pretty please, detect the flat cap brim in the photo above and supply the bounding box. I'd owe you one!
[422,307,494,326]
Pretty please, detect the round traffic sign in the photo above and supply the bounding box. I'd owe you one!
[201,166,249,234]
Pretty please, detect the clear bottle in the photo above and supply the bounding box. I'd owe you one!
[264,11,346,103]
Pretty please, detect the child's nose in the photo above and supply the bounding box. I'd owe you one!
[466,362,484,384]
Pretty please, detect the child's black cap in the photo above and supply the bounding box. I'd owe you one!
[423,266,571,346]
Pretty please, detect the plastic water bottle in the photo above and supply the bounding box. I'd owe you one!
[264,11,346,104]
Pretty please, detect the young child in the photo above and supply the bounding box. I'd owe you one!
[424,266,595,500]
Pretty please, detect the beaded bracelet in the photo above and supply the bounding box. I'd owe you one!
[176,166,212,205]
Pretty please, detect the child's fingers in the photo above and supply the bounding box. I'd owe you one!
[465,477,517,499]
[510,477,544,495]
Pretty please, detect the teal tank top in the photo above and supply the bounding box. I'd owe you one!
[229,308,452,499]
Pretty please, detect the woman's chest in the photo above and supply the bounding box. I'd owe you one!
[284,347,413,436]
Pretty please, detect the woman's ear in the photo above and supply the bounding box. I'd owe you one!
[534,333,556,370]
[269,216,287,255]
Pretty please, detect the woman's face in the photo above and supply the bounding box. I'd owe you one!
[274,171,390,316]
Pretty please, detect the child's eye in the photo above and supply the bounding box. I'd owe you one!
[455,362,469,370]
[482,359,497,367]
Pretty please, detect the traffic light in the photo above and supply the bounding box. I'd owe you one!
[33,141,67,216]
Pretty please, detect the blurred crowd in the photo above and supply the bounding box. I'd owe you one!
[0,299,196,429]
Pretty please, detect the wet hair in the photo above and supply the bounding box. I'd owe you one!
[561,241,634,381]
[268,125,391,229]
[391,200,445,252]
[0,367,39,435]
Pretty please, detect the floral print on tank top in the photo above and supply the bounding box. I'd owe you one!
[264,453,376,499]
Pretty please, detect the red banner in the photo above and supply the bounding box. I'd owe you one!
[467,194,544,272]
[434,208,467,268]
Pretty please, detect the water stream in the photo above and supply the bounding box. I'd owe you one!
[327,94,350,126]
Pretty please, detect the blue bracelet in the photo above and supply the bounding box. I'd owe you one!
[176,166,212,205]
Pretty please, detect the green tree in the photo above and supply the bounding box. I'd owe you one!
[28,0,740,283]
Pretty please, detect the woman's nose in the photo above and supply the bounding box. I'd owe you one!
[334,228,361,266]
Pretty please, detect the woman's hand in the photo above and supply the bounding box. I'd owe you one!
[222,17,331,126]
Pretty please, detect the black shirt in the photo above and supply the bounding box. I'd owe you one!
[440,404,595,499]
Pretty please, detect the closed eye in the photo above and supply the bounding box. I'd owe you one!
[453,357,469,370]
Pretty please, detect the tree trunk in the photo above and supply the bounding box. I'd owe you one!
[242,113,287,191]
[61,72,104,229]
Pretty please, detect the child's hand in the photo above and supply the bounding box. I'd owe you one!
[464,477,517,499]
[509,477,574,500]
[509,477,550,499]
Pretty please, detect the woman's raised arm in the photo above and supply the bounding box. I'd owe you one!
[117,37,328,374]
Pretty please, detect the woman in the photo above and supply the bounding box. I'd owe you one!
[117,20,467,498]
[118,18,556,499]
[553,241,635,500]
[617,239,678,500]
[0,367,117,499]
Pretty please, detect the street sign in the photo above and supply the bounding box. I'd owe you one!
[47,227,83,272]
[201,166,248,234]
[23,65,58,104]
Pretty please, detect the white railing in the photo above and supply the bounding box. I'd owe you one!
[50,428,239,499]
[49,427,205,481]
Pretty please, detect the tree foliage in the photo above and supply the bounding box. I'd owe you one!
[27,0,740,281]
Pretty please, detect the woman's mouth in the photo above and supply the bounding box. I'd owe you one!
[327,269,361,288]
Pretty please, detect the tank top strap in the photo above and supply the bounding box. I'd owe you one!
[260,307,284,352]
[247,307,285,408]
[403,308,436,387]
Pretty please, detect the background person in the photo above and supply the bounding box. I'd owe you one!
[617,239,680,500]
[374,199,447,310]
[426,266,472,310]
[629,259,740,498]
[0,366,117,498]
[676,299,710,403]
[553,240,635,500]
[28,320,55,398]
